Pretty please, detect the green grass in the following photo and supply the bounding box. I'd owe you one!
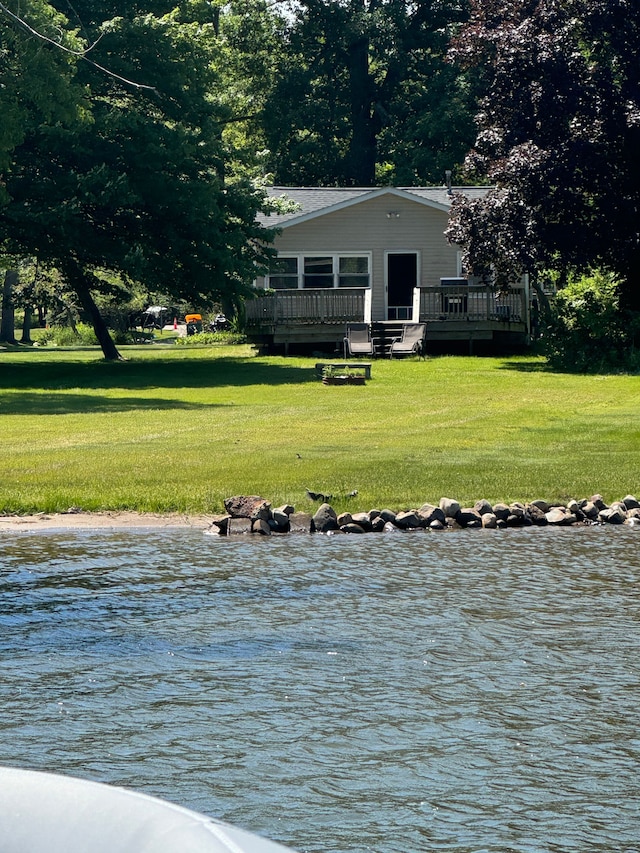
[1,343,638,514]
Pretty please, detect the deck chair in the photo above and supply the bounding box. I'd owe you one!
[389,323,427,358]
[343,323,374,358]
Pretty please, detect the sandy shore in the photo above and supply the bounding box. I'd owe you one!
[0,511,213,532]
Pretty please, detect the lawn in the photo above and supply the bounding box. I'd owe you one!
[1,343,638,514]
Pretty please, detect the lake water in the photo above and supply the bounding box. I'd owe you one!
[0,527,639,853]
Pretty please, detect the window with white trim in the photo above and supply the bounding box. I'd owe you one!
[338,256,369,287]
[304,256,334,288]
[268,257,298,290]
[266,254,370,289]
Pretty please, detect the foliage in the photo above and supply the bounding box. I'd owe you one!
[174,331,247,346]
[248,0,479,186]
[544,270,640,373]
[446,0,640,308]
[0,0,86,186]
[1,1,275,360]
[35,322,154,347]
[36,322,99,347]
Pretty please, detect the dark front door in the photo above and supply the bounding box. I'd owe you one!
[387,253,417,320]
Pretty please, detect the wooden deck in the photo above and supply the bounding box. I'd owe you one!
[245,285,530,353]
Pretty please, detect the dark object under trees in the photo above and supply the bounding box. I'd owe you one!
[446,0,640,310]
[0,269,18,344]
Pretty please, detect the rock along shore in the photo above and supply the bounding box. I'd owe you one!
[206,494,640,536]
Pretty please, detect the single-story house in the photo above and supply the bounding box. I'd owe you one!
[246,186,531,354]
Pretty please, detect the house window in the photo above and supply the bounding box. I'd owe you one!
[268,257,298,290]
[266,254,370,289]
[303,256,334,288]
[338,256,369,287]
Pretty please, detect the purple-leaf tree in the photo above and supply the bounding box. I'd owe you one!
[446,0,640,308]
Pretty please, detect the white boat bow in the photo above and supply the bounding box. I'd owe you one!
[0,766,298,853]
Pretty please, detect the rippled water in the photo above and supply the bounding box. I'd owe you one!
[0,527,639,852]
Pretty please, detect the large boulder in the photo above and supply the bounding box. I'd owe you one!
[589,494,608,510]
[457,508,483,528]
[224,495,271,520]
[545,507,575,526]
[378,508,398,525]
[417,504,445,526]
[252,519,272,535]
[439,497,460,518]
[580,501,599,520]
[395,510,422,529]
[312,503,339,533]
[530,499,551,513]
[227,518,253,535]
[351,512,374,532]
[340,522,367,534]
[526,504,548,525]
[599,506,627,524]
[492,502,510,521]
[474,499,494,516]
[288,512,313,533]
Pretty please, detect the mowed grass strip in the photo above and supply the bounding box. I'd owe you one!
[0,345,638,514]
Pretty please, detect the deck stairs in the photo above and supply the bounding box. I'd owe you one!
[370,322,415,357]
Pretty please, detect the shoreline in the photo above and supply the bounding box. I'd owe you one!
[0,511,213,532]
[1,491,639,534]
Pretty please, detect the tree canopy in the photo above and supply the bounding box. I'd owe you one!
[251,0,478,186]
[1,0,273,358]
[0,0,85,184]
[446,0,640,307]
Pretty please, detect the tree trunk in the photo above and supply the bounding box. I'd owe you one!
[21,302,33,344]
[0,269,18,344]
[63,261,123,360]
[345,35,377,186]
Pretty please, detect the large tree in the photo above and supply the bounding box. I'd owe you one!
[1,1,273,359]
[446,0,640,307]
[255,0,478,186]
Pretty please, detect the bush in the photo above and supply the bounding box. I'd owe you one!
[544,270,640,372]
[174,331,247,346]
[37,323,99,347]
[35,323,155,348]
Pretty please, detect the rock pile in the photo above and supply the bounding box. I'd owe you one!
[204,494,640,535]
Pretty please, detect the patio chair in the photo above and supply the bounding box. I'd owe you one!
[389,323,427,358]
[343,323,374,358]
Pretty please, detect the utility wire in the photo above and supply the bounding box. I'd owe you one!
[0,1,157,91]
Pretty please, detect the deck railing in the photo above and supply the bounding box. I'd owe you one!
[245,288,368,326]
[417,285,527,324]
[245,286,528,327]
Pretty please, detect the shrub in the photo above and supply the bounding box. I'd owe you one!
[35,323,155,347]
[38,323,99,347]
[544,270,640,372]
[174,331,247,346]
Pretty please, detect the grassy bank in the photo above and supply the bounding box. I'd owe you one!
[1,344,638,514]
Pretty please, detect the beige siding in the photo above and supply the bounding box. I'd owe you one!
[267,194,459,321]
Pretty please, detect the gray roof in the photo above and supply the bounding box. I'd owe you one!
[258,185,490,228]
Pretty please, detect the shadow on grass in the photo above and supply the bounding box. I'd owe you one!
[0,355,316,391]
[0,393,224,416]
[498,358,552,372]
